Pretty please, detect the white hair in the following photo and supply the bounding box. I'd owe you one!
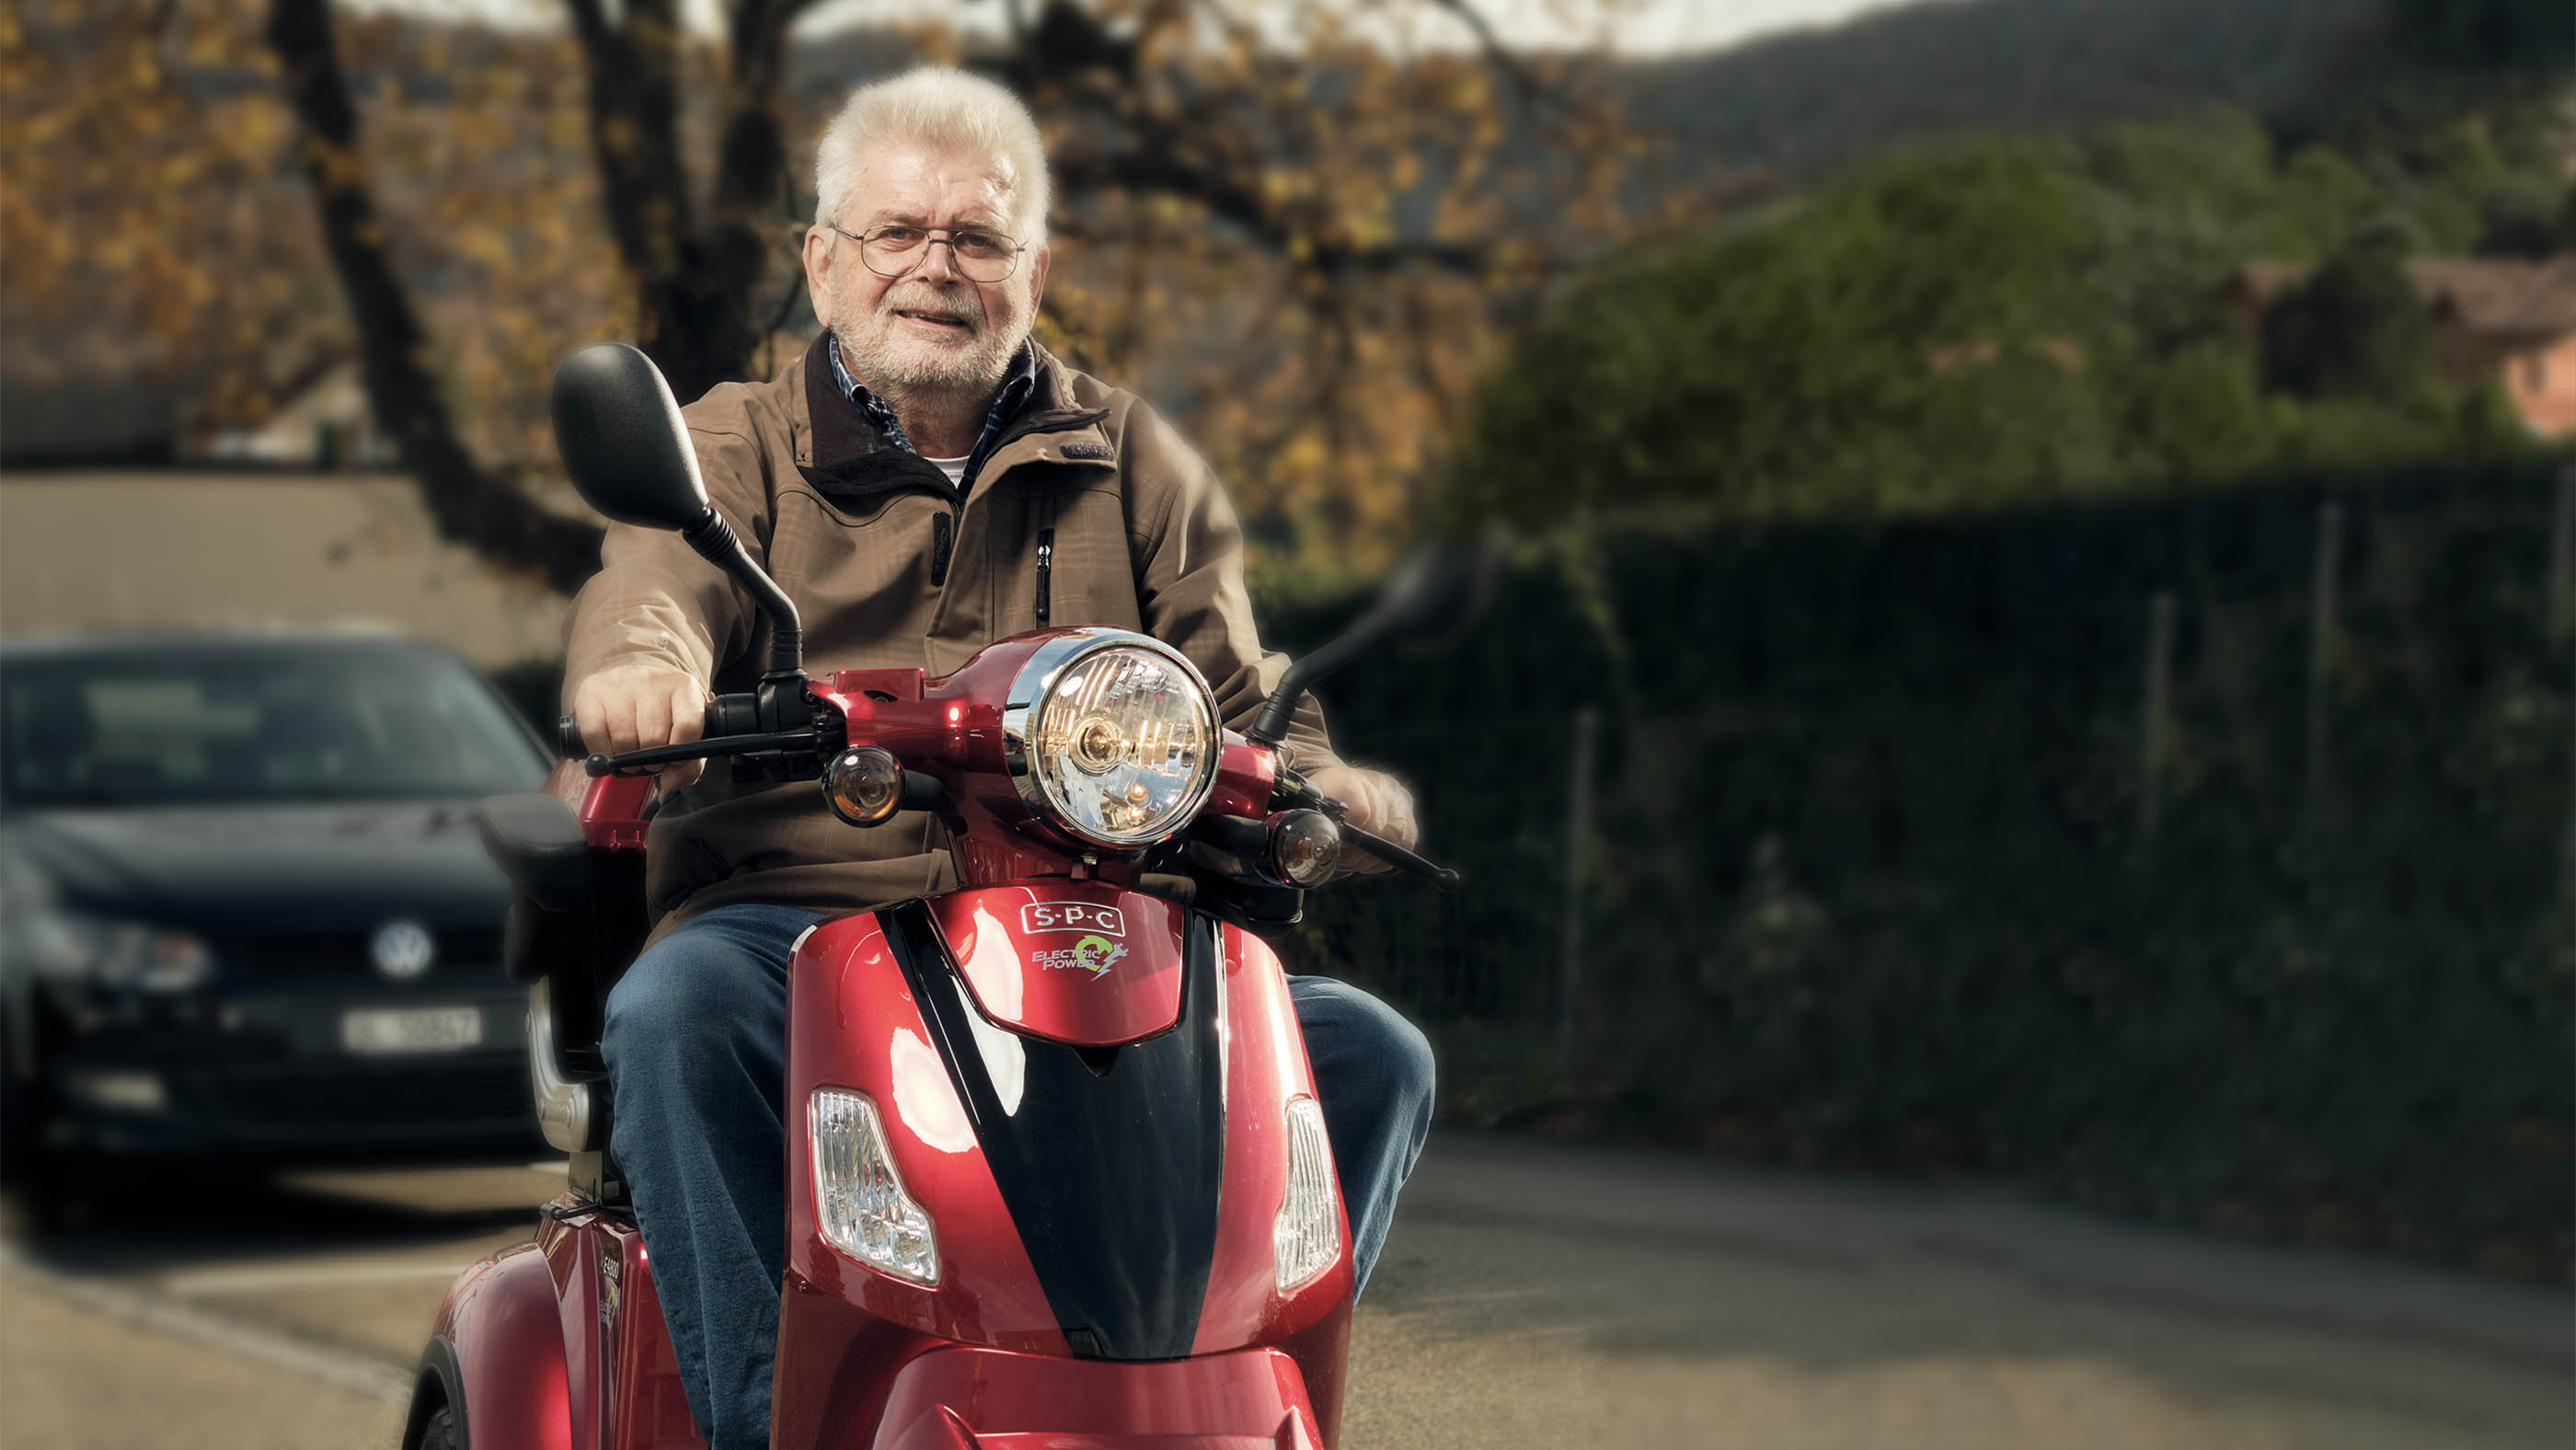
[813,67,1052,245]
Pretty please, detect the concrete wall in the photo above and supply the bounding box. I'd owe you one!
[0,471,579,669]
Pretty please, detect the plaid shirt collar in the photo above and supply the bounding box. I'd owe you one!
[828,336,1038,487]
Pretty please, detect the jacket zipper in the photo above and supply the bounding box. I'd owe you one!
[1035,527,1053,627]
[929,511,954,587]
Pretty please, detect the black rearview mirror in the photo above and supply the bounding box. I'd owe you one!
[550,341,806,681]
[1363,533,1505,651]
[1245,528,1510,746]
[551,342,712,532]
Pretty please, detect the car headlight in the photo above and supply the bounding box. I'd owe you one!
[1002,630,1220,849]
[6,908,213,992]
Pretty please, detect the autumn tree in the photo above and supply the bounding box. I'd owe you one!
[268,0,1639,587]
[1,4,328,447]
[9,0,1643,581]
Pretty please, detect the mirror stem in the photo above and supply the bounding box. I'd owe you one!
[1246,625,1376,745]
[680,506,802,678]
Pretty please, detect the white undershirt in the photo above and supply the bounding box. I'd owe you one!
[924,454,970,489]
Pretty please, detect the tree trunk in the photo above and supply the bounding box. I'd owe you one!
[564,0,809,403]
[265,0,601,595]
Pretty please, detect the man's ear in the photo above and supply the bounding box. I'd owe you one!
[1027,242,1052,314]
[802,224,836,330]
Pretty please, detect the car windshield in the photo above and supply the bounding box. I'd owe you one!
[0,645,550,808]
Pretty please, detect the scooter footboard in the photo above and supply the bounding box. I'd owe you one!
[872,1343,1328,1450]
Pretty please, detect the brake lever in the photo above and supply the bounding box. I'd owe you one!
[1337,819,1462,892]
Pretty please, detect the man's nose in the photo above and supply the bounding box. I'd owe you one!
[909,237,960,283]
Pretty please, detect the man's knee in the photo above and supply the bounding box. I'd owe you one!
[1302,978,1437,1124]
[602,933,761,1074]
[1386,1008,1435,1130]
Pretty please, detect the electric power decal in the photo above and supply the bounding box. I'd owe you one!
[1035,934,1130,976]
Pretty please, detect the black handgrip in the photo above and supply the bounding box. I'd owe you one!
[559,696,752,759]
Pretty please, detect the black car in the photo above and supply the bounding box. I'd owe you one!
[0,633,555,1220]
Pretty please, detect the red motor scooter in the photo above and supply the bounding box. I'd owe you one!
[398,344,1478,1450]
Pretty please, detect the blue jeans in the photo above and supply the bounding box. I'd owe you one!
[600,903,1436,1450]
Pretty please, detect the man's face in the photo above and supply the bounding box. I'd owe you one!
[804,140,1051,397]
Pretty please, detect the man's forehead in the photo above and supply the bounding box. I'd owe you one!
[847,142,1018,225]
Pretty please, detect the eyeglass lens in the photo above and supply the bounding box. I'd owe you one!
[858,226,1017,282]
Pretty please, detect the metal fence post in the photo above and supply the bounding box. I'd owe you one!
[2550,463,2572,640]
[2305,499,2344,821]
[2139,591,2177,849]
[1557,707,1599,1085]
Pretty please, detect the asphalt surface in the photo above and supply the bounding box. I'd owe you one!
[1,1134,2567,1449]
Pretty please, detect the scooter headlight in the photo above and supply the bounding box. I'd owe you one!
[1002,630,1220,849]
[809,1088,939,1285]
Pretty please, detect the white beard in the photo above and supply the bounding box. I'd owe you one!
[834,278,1029,397]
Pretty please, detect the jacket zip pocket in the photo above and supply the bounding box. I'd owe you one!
[1035,527,1053,627]
[929,511,955,587]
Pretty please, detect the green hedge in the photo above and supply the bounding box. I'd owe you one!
[1266,459,2572,1277]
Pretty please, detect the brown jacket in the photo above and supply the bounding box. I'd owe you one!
[564,332,1342,935]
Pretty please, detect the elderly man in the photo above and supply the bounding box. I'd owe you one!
[565,66,1435,1449]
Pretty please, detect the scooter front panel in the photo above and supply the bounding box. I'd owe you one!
[885,899,1226,1363]
[925,883,1186,1046]
[1190,926,1354,1358]
[784,911,1066,1350]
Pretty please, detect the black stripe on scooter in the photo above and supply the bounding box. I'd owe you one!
[882,900,1225,1361]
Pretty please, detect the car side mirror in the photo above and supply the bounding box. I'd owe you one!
[550,342,713,532]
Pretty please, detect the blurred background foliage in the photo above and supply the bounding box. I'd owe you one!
[8,0,2573,1277]
[1444,106,2568,529]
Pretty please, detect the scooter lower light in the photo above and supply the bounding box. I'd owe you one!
[809,1088,940,1285]
[1273,1095,1340,1292]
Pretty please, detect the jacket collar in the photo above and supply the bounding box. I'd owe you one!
[799,332,1111,501]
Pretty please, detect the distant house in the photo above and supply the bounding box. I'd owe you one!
[190,361,400,468]
[2225,256,2576,438]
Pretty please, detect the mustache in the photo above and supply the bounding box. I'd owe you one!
[878,283,985,328]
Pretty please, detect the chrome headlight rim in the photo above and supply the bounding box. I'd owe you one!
[1000,628,1221,850]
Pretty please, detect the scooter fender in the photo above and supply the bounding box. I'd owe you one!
[418,1239,576,1450]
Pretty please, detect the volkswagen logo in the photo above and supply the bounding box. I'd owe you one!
[370,919,436,980]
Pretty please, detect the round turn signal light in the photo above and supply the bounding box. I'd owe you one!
[822,746,906,826]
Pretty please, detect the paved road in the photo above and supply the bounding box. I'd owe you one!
[3,1134,2567,1448]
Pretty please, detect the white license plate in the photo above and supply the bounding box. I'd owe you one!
[340,1006,482,1055]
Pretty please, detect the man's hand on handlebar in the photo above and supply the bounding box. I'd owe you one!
[572,663,709,790]
[1305,765,1418,874]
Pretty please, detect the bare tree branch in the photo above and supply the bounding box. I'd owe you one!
[1418,0,1561,117]
[264,0,601,595]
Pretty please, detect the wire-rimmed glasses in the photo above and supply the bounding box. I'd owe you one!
[831,224,1024,283]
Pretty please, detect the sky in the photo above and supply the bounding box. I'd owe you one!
[344,0,1941,57]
